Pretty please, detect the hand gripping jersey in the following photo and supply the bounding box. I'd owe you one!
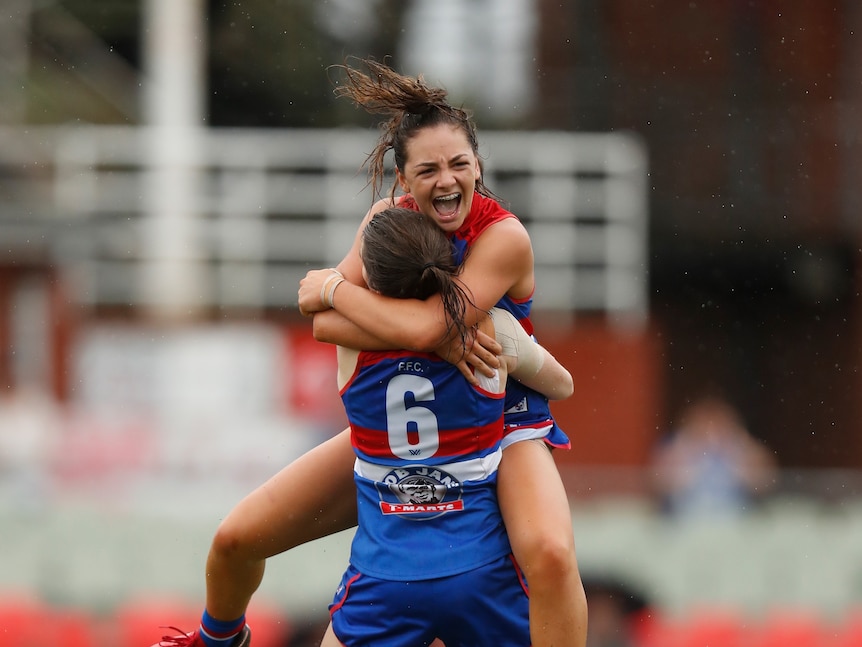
[340,349,510,580]
[398,192,570,449]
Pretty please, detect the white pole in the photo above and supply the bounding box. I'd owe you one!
[139,0,208,319]
[0,0,30,123]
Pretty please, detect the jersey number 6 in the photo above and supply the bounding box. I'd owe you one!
[385,374,440,459]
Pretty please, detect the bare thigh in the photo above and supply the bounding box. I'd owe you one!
[219,428,358,559]
[497,438,574,560]
[320,622,345,647]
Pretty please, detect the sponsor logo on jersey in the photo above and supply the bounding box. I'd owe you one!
[377,465,464,519]
[505,396,529,414]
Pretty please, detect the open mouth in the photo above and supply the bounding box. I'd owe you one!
[433,192,461,219]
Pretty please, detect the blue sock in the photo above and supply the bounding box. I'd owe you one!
[198,610,245,647]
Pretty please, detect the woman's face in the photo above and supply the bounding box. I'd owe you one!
[396,123,481,233]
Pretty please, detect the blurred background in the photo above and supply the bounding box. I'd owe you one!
[2,1,862,646]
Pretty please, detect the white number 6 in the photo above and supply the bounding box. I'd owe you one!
[385,374,439,459]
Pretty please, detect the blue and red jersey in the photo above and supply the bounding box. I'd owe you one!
[340,349,510,580]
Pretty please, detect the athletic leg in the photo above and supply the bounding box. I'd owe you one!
[497,439,588,647]
[205,428,358,621]
[320,622,345,647]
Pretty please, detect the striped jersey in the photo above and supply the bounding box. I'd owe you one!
[341,349,510,580]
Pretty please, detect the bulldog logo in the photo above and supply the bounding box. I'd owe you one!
[378,465,464,519]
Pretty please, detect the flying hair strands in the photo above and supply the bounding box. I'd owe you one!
[331,57,500,204]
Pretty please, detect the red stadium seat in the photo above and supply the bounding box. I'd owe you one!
[0,595,98,647]
[677,609,749,647]
[112,596,292,647]
[0,595,54,646]
[749,610,833,647]
[51,608,100,647]
[630,607,751,647]
[629,608,682,647]
[834,608,862,647]
[245,600,292,647]
[113,596,202,647]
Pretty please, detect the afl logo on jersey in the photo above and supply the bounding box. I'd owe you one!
[378,465,464,519]
[504,396,529,414]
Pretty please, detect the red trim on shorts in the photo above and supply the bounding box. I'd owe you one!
[329,572,362,616]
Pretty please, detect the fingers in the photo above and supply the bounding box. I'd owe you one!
[454,359,479,386]
[474,329,503,356]
[433,329,501,382]
[298,268,341,315]
[467,352,498,378]
[467,333,501,372]
[456,337,497,380]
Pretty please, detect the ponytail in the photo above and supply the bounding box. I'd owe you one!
[362,208,478,353]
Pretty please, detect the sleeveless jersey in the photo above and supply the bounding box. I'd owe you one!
[398,193,570,449]
[340,349,510,580]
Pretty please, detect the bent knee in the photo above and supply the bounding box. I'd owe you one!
[210,518,250,559]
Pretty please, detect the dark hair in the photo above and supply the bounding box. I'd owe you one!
[362,207,475,351]
[332,57,501,204]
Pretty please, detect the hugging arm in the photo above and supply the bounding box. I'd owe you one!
[300,203,518,378]
[299,213,532,352]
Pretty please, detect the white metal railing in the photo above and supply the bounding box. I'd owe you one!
[0,126,648,325]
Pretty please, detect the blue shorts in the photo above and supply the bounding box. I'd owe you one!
[329,554,530,647]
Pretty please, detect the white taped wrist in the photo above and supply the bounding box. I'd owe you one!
[320,270,344,309]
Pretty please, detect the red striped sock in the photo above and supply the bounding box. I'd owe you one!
[198,610,245,647]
